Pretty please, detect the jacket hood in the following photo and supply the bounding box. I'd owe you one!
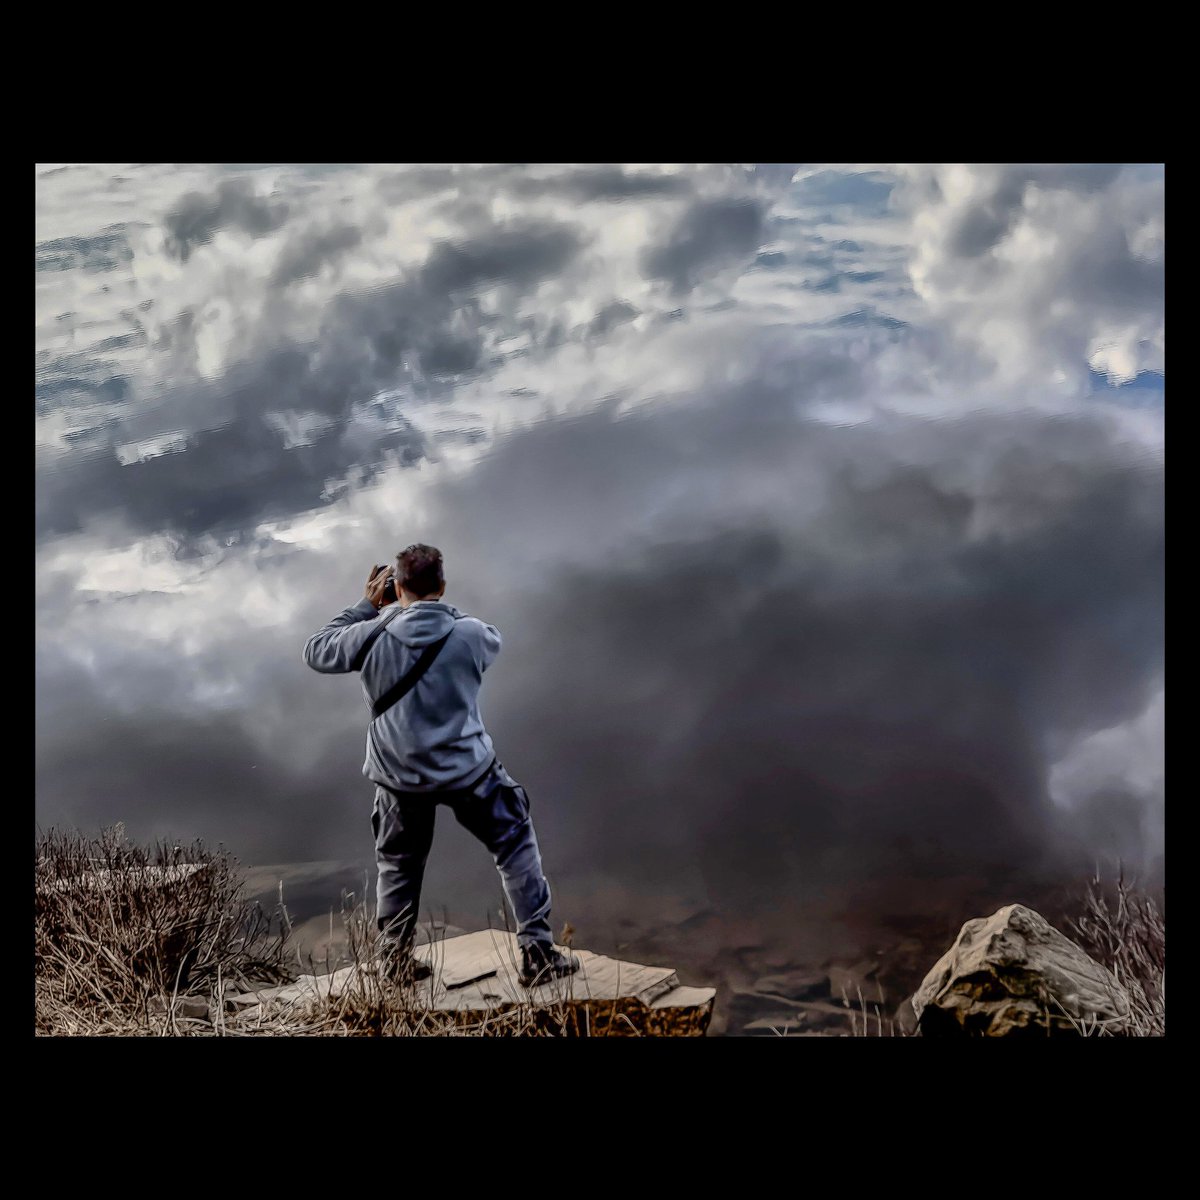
[385,599,464,647]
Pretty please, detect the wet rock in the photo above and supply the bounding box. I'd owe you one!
[756,947,799,971]
[743,1014,807,1035]
[726,989,805,1031]
[180,996,211,1021]
[793,998,859,1034]
[828,960,881,1004]
[752,969,828,1001]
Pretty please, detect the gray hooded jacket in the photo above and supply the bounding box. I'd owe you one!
[303,596,501,793]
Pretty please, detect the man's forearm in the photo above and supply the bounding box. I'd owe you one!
[303,597,380,673]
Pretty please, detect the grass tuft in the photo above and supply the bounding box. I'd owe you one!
[1062,864,1165,1037]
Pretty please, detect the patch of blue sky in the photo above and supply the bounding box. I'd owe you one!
[787,169,895,216]
[36,369,130,411]
[746,222,909,325]
[800,269,893,293]
[35,227,134,274]
[61,415,123,446]
[1088,368,1164,407]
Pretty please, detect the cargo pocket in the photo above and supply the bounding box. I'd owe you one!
[371,787,396,847]
[512,783,532,819]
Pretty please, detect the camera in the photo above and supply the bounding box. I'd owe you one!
[381,568,399,605]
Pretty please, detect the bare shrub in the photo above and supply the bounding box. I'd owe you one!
[1063,866,1165,1037]
[35,824,288,1035]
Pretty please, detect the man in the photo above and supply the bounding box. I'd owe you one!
[303,543,580,988]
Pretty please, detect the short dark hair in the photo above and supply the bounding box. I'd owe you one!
[396,543,445,598]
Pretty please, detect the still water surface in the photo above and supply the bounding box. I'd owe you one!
[35,164,1164,1031]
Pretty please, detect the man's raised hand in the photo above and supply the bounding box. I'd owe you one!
[365,564,392,610]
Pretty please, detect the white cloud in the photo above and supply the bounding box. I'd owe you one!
[894,163,1164,388]
[1048,684,1164,871]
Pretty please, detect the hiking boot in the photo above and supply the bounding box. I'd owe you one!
[519,941,581,988]
[380,944,433,986]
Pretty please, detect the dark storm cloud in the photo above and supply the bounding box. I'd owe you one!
[383,166,459,193]
[419,223,582,294]
[36,363,1163,916]
[1071,233,1164,313]
[947,172,1027,258]
[270,223,363,287]
[754,251,788,270]
[313,220,583,384]
[38,408,427,539]
[378,164,692,207]
[587,300,640,337]
[37,218,585,540]
[376,165,496,204]
[643,196,768,293]
[511,165,693,202]
[35,640,363,861]
[163,179,291,262]
[412,391,1164,904]
[946,166,1127,260]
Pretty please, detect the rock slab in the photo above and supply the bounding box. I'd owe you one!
[911,903,1131,1037]
[233,929,717,1036]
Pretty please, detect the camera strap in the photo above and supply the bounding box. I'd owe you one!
[349,606,400,673]
[371,623,457,721]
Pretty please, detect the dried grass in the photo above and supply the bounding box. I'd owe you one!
[36,825,587,1037]
[1062,865,1165,1037]
[36,823,288,1036]
[841,977,903,1037]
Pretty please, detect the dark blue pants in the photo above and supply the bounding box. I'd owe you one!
[371,758,554,952]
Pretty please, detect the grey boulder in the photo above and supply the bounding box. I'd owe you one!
[912,903,1131,1037]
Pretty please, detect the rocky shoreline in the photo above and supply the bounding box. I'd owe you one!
[243,862,1147,1036]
